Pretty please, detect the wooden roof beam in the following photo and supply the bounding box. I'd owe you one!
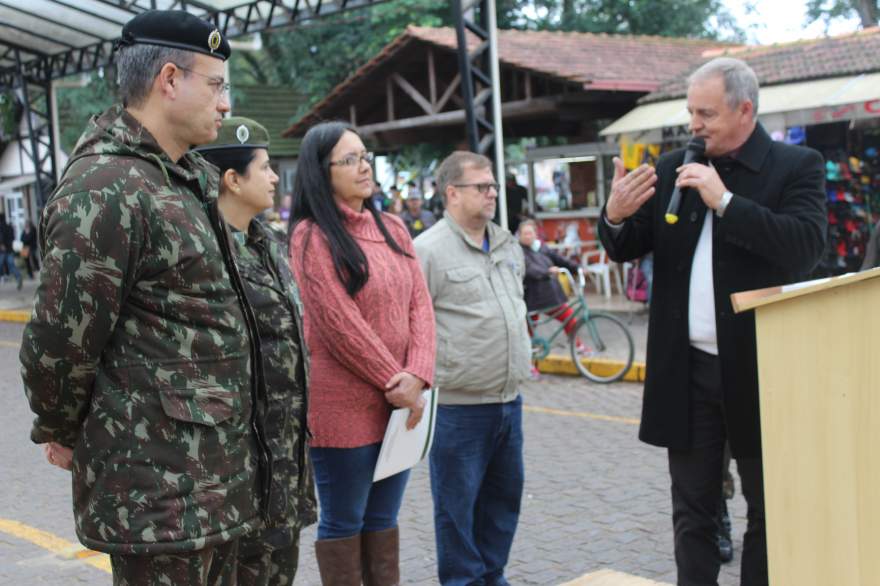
[356,96,558,135]
[392,72,433,115]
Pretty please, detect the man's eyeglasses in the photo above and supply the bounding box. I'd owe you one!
[173,64,230,97]
[329,152,375,167]
[453,182,499,195]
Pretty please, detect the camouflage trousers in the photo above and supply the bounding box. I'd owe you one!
[237,529,302,586]
[110,539,239,586]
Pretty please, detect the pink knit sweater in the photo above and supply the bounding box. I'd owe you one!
[290,205,436,448]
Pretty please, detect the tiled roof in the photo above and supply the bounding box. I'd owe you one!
[233,85,306,157]
[644,26,880,103]
[408,26,730,91]
[283,26,731,137]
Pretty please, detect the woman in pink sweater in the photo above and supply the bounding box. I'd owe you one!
[289,122,435,586]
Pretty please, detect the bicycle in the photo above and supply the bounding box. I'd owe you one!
[528,267,635,383]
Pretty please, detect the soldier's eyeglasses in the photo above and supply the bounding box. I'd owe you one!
[173,64,230,98]
[453,182,499,195]
[329,152,375,167]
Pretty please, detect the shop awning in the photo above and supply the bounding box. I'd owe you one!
[601,72,880,143]
[0,174,35,192]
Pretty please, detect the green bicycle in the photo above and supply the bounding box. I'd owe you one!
[529,267,635,383]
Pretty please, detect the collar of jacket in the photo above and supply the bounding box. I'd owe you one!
[74,104,217,198]
[245,217,270,244]
[442,211,513,253]
[712,122,771,174]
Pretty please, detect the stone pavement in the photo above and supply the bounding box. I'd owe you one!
[0,320,751,585]
[0,273,37,322]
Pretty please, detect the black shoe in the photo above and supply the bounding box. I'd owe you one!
[718,532,734,563]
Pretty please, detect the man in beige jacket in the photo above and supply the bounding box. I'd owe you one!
[415,151,531,586]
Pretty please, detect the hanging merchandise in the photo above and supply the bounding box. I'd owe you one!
[817,141,880,275]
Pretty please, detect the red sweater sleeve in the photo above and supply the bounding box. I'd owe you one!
[291,223,402,392]
[392,218,436,386]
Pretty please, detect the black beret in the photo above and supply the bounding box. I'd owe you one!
[116,10,231,61]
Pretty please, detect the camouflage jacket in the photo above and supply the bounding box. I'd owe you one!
[233,220,317,549]
[19,105,268,555]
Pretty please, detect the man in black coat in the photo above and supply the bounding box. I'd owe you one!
[599,58,826,585]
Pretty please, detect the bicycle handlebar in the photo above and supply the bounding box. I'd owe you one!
[556,267,586,292]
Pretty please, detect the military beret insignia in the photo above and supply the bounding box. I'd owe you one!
[208,30,222,53]
[236,125,250,144]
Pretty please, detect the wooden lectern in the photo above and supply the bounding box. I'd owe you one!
[731,268,880,586]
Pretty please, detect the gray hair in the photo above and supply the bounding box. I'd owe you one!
[688,57,759,118]
[435,151,492,202]
[115,44,196,107]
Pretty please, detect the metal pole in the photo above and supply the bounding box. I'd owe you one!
[14,50,47,207]
[452,0,479,153]
[50,81,63,183]
[486,0,507,230]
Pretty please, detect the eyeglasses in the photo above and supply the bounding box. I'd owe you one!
[329,152,375,167]
[173,63,230,97]
[453,182,499,195]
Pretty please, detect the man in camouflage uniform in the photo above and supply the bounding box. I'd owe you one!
[20,11,272,585]
[198,117,317,585]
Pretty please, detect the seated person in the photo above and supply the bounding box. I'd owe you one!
[518,220,586,352]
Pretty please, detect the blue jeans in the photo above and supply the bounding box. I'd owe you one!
[1,251,21,282]
[430,395,524,586]
[309,442,410,540]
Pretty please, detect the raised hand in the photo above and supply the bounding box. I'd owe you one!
[605,157,658,224]
[675,162,727,210]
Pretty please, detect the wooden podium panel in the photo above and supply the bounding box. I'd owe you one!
[733,270,880,585]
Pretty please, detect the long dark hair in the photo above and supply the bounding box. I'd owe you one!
[289,121,409,296]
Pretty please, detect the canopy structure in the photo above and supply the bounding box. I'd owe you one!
[600,27,880,144]
[601,72,880,143]
[0,0,386,86]
[0,0,387,206]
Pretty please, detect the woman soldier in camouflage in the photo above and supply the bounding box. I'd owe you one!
[197,117,317,585]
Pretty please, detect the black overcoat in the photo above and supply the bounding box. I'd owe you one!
[599,124,827,458]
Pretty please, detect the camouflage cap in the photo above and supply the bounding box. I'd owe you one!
[196,117,270,152]
[116,10,231,61]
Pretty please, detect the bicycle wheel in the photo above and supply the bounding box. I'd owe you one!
[569,312,635,383]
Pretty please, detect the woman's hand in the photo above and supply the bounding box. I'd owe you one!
[404,394,426,430]
[385,371,428,430]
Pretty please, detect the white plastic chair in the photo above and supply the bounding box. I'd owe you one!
[581,248,624,299]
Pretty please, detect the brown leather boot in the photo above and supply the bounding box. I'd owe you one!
[315,534,362,586]
[361,527,400,586]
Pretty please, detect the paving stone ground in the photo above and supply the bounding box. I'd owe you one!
[0,318,748,585]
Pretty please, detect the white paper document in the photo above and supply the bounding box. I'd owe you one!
[373,388,438,482]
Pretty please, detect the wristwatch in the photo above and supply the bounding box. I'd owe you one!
[716,191,733,217]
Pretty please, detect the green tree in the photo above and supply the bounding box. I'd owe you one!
[56,73,116,154]
[805,0,878,28]
[230,0,452,114]
[517,0,743,39]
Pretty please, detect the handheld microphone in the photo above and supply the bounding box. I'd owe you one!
[665,137,706,224]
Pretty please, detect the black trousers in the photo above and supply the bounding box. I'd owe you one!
[668,347,768,586]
